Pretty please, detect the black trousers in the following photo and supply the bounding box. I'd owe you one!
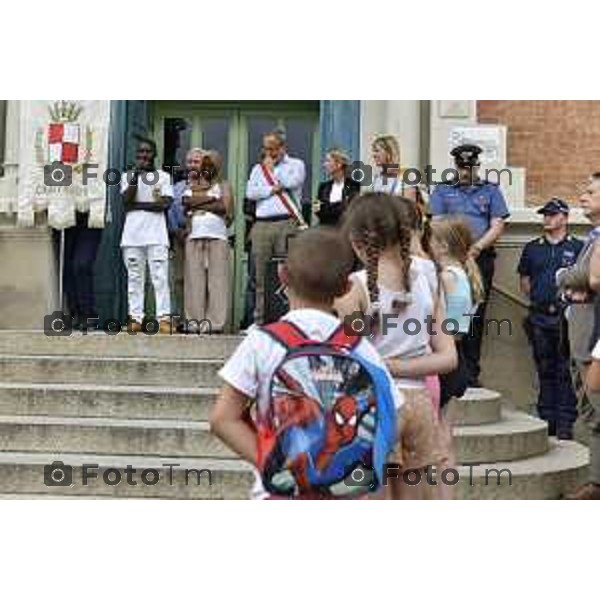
[528,318,577,433]
[462,248,495,384]
[55,213,102,320]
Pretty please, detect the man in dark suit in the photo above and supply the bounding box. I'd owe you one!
[315,149,361,226]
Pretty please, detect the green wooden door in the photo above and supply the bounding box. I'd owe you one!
[151,101,320,330]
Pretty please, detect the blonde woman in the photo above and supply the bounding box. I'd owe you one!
[369,135,417,201]
[315,148,361,226]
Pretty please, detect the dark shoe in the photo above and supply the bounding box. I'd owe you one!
[565,483,600,500]
[557,430,574,441]
[547,421,557,437]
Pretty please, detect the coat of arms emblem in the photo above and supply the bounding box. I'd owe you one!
[35,101,93,171]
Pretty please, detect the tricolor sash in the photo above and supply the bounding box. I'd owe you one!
[260,164,307,228]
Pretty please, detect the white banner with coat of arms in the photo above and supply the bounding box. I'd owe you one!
[17,100,110,229]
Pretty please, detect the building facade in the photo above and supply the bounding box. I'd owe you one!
[0,99,593,405]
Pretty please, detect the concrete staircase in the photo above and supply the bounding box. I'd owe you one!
[0,331,590,499]
[447,388,589,499]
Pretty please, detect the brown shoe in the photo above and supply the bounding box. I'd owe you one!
[127,320,143,333]
[565,483,600,500]
[158,319,173,334]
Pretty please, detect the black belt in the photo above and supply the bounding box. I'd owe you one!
[256,215,293,223]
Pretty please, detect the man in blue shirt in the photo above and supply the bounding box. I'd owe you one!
[430,144,510,387]
[246,130,306,324]
[518,198,583,439]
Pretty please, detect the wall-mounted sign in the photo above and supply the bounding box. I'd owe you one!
[449,125,507,167]
[438,100,473,119]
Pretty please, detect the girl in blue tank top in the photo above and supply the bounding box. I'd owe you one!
[428,217,484,406]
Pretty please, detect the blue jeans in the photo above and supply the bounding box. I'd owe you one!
[529,321,577,433]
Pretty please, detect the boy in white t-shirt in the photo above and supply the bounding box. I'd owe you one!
[120,137,173,333]
[210,227,404,499]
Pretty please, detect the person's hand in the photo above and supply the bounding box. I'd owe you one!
[566,289,589,304]
[312,199,322,214]
[468,243,483,259]
[272,183,283,195]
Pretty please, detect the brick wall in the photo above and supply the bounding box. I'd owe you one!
[477,101,600,206]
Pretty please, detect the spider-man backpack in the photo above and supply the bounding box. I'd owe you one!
[257,320,397,499]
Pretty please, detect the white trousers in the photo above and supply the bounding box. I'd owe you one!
[122,245,171,321]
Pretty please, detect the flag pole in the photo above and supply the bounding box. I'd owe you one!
[58,228,65,312]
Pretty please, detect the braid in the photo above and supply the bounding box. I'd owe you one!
[364,229,380,306]
[343,192,415,315]
[398,220,412,294]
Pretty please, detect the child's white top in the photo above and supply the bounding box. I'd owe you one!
[218,308,404,499]
[351,258,436,388]
[120,169,173,248]
[220,308,404,412]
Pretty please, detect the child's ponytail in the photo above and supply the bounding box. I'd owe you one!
[464,256,485,305]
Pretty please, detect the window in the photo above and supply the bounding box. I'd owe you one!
[0,100,6,177]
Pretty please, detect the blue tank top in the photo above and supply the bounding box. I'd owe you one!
[442,265,474,334]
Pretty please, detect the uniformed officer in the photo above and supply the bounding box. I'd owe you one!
[430,144,510,387]
[518,198,583,439]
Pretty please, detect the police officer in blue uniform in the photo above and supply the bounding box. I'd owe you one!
[518,198,583,439]
[430,144,510,387]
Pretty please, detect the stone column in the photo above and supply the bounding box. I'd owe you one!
[360,100,421,168]
[0,216,58,329]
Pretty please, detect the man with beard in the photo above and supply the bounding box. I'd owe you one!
[430,144,510,387]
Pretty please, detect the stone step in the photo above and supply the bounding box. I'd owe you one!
[0,331,242,359]
[454,440,589,499]
[446,388,502,426]
[1,440,584,500]
[0,382,217,421]
[0,452,253,499]
[0,355,223,387]
[0,415,234,458]
[453,409,549,463]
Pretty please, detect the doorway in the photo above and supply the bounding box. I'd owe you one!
[150,101,320,328]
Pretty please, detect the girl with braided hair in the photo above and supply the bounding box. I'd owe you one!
[337,193,457,499]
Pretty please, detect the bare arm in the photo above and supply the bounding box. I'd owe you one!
[333,277,368,320]
[209,384,257,465]
[589,243,600,292]
[221,181,235,225]
[586,361,600,393]
[471,218,505,256]
[122,173,138,209]
[385,298,458,378]
[520,275,531,298]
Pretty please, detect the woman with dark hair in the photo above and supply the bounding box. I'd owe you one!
[315,148,360,226]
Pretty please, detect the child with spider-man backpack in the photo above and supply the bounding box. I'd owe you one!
[211,227,442,499]
[335,192,457,499]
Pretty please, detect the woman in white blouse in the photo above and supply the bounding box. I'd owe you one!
[183,149,234,333]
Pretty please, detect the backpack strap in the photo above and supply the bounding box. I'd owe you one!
[327,324,361,350]
[261,320,312,349]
